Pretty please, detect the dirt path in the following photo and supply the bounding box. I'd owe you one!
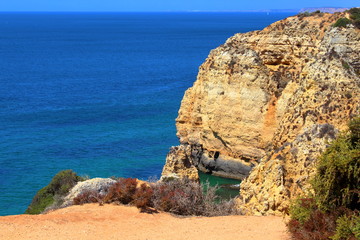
[0,204,290,240]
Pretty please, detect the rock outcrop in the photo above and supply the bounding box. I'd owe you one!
[161,145,200,181]
[239,124,338,215]
[61,178,116,207]
[162,11,360,215]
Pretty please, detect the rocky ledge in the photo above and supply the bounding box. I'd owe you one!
[162,11,360,215]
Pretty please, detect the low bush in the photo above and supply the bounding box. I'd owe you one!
[288,208,338,240]
[349,8,360,26]
[152,178,205,215]
[132,183,154,210]
[333,8,360,29]
[73,190,104,205]
[73,177,240,217]
[342,60,351,70]
[25,170,84,214]
[103,178,138,204]
[153,178,239,216]
[288,116,360,240]
[297,10,323,20]
[289,198,317,224]
[312,118,359,211]
[332,214,360,240]
[333,18,352,28]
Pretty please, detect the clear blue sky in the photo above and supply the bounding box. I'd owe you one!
[0,0,359,12]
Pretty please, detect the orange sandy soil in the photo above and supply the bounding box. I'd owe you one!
[0,204,291,240]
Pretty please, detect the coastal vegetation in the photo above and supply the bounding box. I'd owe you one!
[298,10,321,16]
[297,7,360,29]
[288,117,360,240]
[73,177,239,217]
[297,10,324,20]
[349,8,360,28]
[333,18,352,28]
[333,8,360,28]
[25,170,84,214]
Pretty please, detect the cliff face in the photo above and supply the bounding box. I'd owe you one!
[162,12,360,215]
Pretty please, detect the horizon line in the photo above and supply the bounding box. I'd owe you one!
[0,7,355,14]
[0,10,300,13]
[0,6,354,13]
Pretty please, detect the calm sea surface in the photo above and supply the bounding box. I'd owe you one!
[0,12,295,215]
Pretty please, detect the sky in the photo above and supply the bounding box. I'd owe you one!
[0,0,359,12]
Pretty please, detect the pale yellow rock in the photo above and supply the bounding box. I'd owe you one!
[163,12,360,215]
[161,145,199,181]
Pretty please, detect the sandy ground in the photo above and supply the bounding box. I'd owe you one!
[0,204,290,240]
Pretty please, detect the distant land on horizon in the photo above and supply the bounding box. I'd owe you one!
[0,7,356,13]
[193,7,351,13]
[299,7,350,13]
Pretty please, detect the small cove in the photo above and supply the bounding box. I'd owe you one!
[199,171,241,200]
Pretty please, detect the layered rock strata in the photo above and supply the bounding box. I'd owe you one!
[162,11,360,214]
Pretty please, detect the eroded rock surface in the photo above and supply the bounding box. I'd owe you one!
[161,145,200,181]
[162,12,360,215]
[239,124,338,215]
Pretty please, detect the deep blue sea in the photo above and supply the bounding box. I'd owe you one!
[0,12,295,216]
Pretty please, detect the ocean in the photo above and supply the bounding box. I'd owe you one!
[0,12,295,216]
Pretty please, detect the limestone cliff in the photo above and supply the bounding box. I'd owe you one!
[162,11,360,215]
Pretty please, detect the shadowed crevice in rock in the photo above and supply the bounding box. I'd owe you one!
[162,144,254,181]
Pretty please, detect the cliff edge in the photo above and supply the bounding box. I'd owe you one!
[162,11,360,215]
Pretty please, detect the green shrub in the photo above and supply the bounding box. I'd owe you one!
[353,19,360,29]
[289,198,317,224]
[288,116,360,240]
[333,18,352,28]
[25,170,84,214]
[349,117,360,146]
[297,10,323,19]
[342,61,350,70]
[349,8,360,28]
[288,207,360,240]
[288,208,338,240]
[298,11,311,17]
[312,117,360,211]
[333,8,360,29]
[349,8,360,21]
[331,214,360,240]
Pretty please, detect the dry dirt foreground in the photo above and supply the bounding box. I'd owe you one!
[0,204,290,240]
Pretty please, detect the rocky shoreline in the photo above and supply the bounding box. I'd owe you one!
[22,9,360,218]
[162,10,360,215]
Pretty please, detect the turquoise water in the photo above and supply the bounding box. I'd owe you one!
[0,12,295,215]
[199,172,240,200]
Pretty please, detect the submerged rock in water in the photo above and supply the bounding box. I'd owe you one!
[220,183,241,190]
